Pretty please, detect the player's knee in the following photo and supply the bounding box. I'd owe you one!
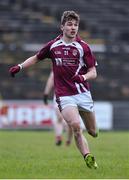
[88,128,98,138]
[72,122,81,136]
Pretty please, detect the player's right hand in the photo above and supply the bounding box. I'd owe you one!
[9,65,21,77]
[43,94,48,104]
[71,74,85,83]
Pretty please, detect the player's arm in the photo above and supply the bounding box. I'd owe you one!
[9,55,38,77]
[9,40,53,77]
[82,66,97,81]
[72,66,97,83]
[43,71,54,104]
[19,55,38,69]
[72,43,97,83]
[44,71,54,95]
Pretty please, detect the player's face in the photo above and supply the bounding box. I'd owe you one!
[61,19,79,39]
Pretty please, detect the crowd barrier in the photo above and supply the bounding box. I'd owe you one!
[0,100,113,130]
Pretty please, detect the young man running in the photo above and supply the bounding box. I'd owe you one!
[9,11,98,169]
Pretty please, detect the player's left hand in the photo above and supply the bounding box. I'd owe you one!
[72,74,85,83]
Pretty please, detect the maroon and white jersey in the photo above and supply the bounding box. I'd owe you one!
[36,35,96,97]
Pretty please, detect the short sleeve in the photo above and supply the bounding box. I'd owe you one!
[36,40,53,60]
[83,44,96,68]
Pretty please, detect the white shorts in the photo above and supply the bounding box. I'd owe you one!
[56,91,94,112]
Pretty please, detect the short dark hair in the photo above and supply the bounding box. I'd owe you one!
[61,11,80,25]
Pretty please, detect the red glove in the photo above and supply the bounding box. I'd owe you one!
[9,65,21,77]
[72,74,85,83]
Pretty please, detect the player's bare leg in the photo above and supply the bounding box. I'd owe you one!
[79,110,98,168]
[54,107,63,145]
[79,111,99,138]
[65,124,73,146]
[61,106,90,155]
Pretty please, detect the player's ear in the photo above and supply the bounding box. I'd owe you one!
[60,25,64,31]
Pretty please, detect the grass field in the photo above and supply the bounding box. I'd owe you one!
[0,130,129,179]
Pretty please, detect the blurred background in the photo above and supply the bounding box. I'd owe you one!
[0,0,129,130]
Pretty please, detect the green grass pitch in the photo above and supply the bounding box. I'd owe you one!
[0,130,129,179]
